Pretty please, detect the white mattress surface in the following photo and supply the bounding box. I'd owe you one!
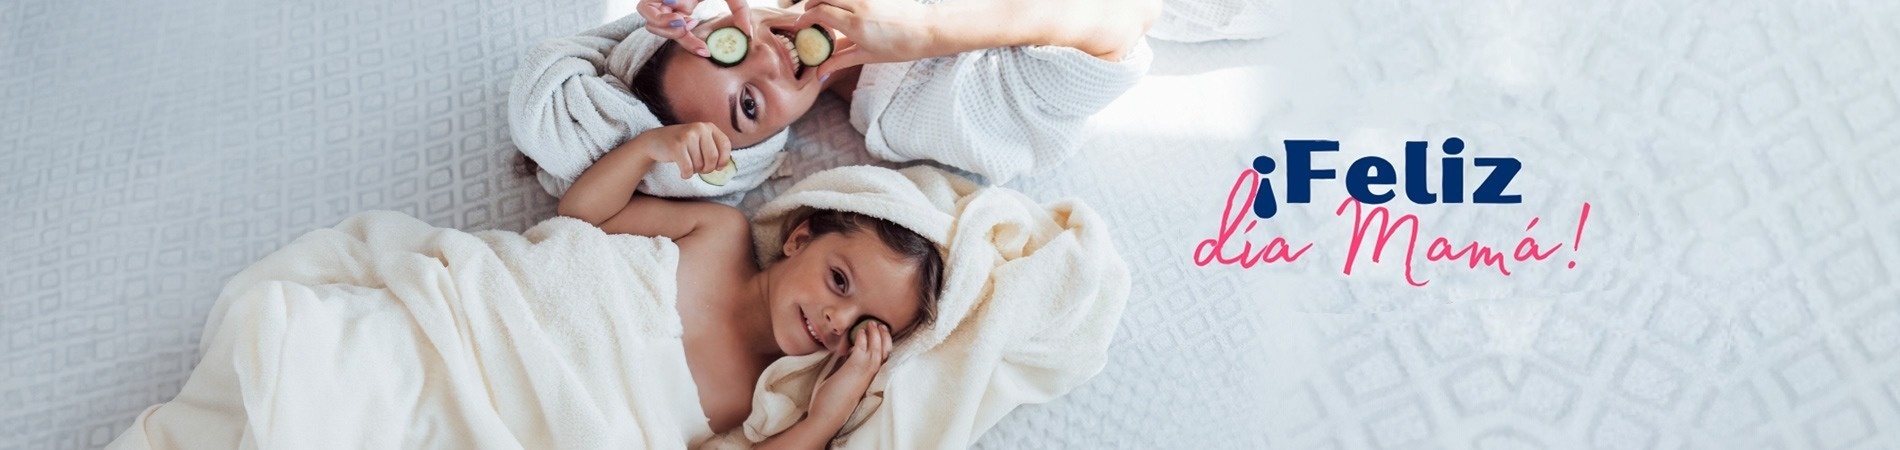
[4,0,1898,449]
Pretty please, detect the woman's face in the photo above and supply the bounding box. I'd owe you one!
[766,225,924,357]
[663,10,826,149]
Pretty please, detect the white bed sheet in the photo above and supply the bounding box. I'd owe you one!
[4,0,1898,449]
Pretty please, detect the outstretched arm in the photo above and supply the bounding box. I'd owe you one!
[787,0,1160,79]
[930,0,1159,59]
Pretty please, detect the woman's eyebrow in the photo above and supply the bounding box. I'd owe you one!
[727,92,742,133]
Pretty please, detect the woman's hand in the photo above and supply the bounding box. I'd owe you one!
[633,122,733,179]
[639,0,757,58]
[788,0,942,81]
[807,321,891,426]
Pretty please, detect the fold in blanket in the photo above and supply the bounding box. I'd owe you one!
[709,166,1132,449]
[108,212,713,450]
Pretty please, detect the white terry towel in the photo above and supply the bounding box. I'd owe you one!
[509,3,788,200]
[108,212,713,450]
[710,165,1132,448]
[849,15,1153,184]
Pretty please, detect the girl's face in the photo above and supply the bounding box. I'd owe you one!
[663,10,826,149]
[767,225,924,357]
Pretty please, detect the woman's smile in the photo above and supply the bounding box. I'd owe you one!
[766,28,801,80]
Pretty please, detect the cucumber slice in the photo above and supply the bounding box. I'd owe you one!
[846,318,886,347]
[706,26,748,67]
[698,159,738,186]
[794,25,833,67]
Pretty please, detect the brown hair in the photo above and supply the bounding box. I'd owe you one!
[517,39,684,177]
[784,209,944,342]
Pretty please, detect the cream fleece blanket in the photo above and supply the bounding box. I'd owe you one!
[107,211,714,450]
[709,166,1131,448]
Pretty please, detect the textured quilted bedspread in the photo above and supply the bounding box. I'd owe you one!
[3,0,1897,448]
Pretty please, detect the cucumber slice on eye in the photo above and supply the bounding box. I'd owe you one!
[706,26,748,67]
[794,25,833,67]
[698,159,738,186]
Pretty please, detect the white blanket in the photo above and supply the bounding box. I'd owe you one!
[107,211,714,450]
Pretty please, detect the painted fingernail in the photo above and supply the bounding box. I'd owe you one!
[663,0,676,5]
[670,19,684,28]
[820,73,829,83]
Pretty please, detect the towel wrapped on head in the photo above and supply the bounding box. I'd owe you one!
[508,2,787,201]
[712,165,1131,449]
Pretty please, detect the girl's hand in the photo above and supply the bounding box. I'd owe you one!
[640,0,757,58]
[632,122,733,179]
[789,0,941,81]
[807,321,891,426]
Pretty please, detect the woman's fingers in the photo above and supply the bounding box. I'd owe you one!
[794,3,851,34]
[812,41,864,83]
[799,0,860,14]
[677,20,711,58]
[643,2,710,56]
[724,0,757,38]
[655,0,700,14]
[640,7,685,36]
[792,6,874,81]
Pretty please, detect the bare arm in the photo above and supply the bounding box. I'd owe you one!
[557,123,735,241]
[790,0,1159,79]
[929,0,1159,60]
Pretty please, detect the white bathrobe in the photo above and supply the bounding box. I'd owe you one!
[849,36,1153,184]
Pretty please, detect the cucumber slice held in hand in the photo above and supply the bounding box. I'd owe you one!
[794,25,833,67]
[846,318,887,347]
[698,159,738,186]
[706,26,749,67]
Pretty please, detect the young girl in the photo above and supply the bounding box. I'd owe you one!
[556,117,946,446]
[511,0,1158,199]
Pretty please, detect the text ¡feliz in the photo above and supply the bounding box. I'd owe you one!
[1193,138,1592,287]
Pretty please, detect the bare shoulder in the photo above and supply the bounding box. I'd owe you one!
[667,200,759,275]
[592,194,749,247]
[673,201,749,248]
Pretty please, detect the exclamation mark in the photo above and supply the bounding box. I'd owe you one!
[1568,202,1591,269]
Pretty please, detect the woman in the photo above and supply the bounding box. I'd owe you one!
[510,0,1159,199]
